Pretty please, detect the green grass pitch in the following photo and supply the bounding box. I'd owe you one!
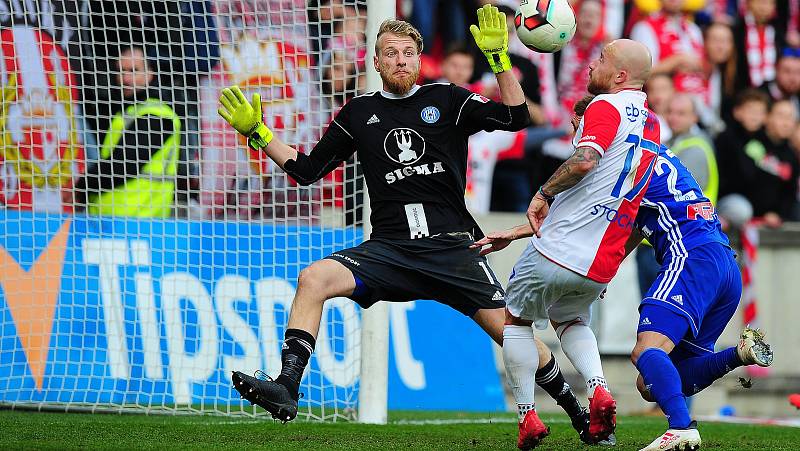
[2,409,798,450]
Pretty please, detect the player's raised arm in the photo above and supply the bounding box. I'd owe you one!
[218,85,354,185]
[469,4,525,107]
[462,4,529,134]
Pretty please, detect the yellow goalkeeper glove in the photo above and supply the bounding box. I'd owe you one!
[218,85,273,150]
[470,4,512,74]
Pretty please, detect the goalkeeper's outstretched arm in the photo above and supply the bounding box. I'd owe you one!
[469,4,525,107]
[218,86,353,185]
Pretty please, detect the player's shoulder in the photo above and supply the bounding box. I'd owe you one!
[338,91,381,118]
[346,90,381,105]
[418,82,468,102]
[583,94,622,118]
[591,90,646,106]
[420,81,454,91]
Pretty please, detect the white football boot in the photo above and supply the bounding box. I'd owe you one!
[736,327,774,367]
[639,423,701,451]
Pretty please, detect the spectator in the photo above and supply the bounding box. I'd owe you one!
[717,91,798,225]
[645,73,675,141]
[438,44,474,88]
[700,22,738,134]
[320,47,361,111]
[733,0,786,89]
[759,49,800,116]
[717,89,769,201]
[758,99,800,222]
[409,0,468,57]
[75,45,181,218]
[83,1,219,212]
[630,0,705,94]
[666,94,719,202]
[307,0,365,57]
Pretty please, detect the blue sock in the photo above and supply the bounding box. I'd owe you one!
[674,347,740,396]
[637,348,692,429]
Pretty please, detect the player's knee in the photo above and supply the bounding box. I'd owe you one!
[297,264,331,297]
[631,346,644,366]
[630,344,653,366]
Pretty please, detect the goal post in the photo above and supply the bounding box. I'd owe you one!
[0,0,392,421]
[355,0,394,426]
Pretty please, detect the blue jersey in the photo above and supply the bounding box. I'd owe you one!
[635,146,730,265]
[636,146,740,354]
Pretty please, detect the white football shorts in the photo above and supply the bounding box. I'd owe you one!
[505,241,607,329]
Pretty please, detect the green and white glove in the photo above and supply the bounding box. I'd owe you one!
[218,85,273,150]
[469,4,512,74]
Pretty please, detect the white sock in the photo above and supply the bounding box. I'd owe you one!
[503,324,539,422]
[556,321,608,396]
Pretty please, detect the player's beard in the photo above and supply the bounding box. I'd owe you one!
[381,67,419,95]
[587,70,612,95]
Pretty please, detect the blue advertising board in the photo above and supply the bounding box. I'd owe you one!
[0,210,504,412]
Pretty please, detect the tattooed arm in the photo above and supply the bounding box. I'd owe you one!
[540,146,602,196]
[526,146,601,236]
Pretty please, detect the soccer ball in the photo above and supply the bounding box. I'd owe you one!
[514,0,577,53]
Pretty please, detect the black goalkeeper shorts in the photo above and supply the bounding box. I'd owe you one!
[324,232,506,317]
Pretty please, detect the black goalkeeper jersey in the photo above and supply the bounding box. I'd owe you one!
[289,83,530,240]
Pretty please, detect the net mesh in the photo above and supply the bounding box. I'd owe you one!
[0,0,368,420]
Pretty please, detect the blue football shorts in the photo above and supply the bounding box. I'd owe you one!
[637,242,741,357]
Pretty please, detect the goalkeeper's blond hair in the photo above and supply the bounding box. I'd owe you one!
[375,19,424,54]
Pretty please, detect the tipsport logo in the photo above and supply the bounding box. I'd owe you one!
[0,221,426,401]
[0,222,361,401]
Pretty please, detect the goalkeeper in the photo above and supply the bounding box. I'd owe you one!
[220,6,597,445]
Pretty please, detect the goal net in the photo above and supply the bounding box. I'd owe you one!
[0,0,373,421]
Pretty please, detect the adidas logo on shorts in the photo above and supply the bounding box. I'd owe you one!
[367,114,380,125]
[492,291,504,301]
[640,317,652,326]
[671,294,684,305]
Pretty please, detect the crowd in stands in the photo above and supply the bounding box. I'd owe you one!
[415,0,800,224]
[2,0,800,226]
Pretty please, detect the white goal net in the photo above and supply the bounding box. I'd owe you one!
[0,0,374,421]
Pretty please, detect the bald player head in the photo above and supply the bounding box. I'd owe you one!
[587,39,652,95]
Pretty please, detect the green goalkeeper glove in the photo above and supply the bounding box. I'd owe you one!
[218,85,273,150]
[470,4,512,74]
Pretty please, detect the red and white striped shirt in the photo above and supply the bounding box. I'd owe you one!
[532,90,661,283]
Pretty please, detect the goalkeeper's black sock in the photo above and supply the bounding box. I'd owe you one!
[536,353,584,419]
[275,328,316,399]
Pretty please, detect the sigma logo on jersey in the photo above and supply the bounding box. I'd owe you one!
[383,128,445,184]
[384,128,426,165]
[687,201,715,220]
[420,106,440,124]
[589,204,635,229]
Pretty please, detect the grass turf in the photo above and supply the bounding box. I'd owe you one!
[1,409,798,450]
